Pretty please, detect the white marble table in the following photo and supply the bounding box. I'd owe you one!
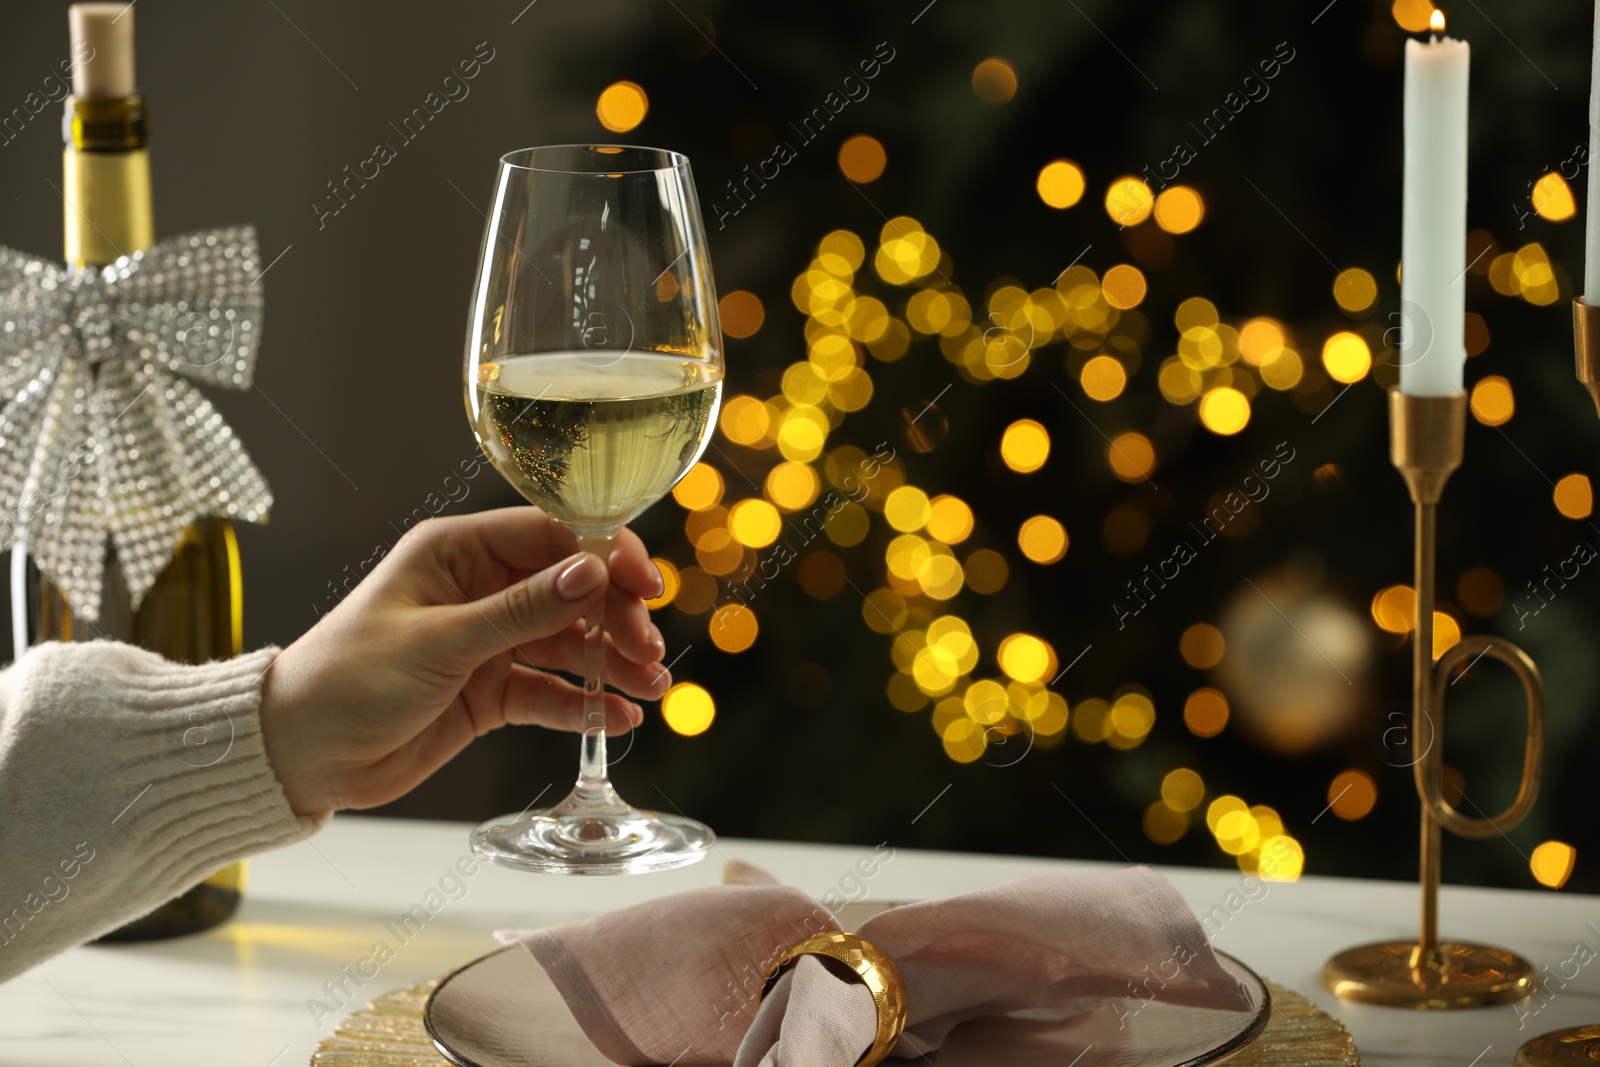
[0,815,1594,1066]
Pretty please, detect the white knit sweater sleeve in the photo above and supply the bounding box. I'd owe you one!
[0,640,327,982]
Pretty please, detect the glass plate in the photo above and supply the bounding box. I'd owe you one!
[424,905,1270,1067]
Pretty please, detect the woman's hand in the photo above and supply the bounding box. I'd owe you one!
[258,508,669,818]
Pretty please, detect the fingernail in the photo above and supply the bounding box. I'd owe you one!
[651,562,666,599]
[648,624,665,653]
[556,553,606,600]
[630,702,645,726]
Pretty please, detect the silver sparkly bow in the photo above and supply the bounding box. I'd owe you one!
[0,225,272,622]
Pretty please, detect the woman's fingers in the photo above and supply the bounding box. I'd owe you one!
[435,551,607,665]
[501,663,642,735]
[605,583,664,666]
[609,527,665,600]
[514,623,670,699]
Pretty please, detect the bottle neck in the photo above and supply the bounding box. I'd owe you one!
[62,93,152,267]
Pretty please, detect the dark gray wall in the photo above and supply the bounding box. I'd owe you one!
[0,1,692,818]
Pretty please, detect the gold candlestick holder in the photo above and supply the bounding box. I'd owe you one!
[1322,389,1546,1010]
[1510,303,1600,1065]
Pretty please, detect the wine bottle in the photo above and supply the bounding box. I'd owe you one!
[18,2,247,940]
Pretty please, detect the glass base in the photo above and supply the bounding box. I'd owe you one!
[1515,1025,1600,1066]
[470,782,713,875]
[1322,940,1536,1009]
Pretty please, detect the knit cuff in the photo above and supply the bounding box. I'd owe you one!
[9,641,327,911]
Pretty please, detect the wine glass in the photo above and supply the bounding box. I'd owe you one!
[462,145,722,874]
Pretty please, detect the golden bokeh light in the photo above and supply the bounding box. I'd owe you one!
[1511,243,1561,306]
[1154,186,1205,234]
[1199,387,1251,435]
[1144,802,1188,845]
[765,461,821,511]
[1184,688,1229,738]
[971,57,1017,104]
[1036,159,1086,209]
[998,633,1054,685]
[1328,770,1377,820]
[695,528,744,575]
[1258,835,1304,881]
[1105,176,1154,227]
[1159,358,1203,403]
[1554,473,1593,519]
[1018,515,1068,564]
[918,552,965,600]
[1101,264,1147,309]
[862,587,907,634]
[926,494,975,544]
[1259,347,1303,391]
[1001,418,1051,473]
[1433,611,1461,659]
[709,604,758,653]
[1080,354,1128,401]
[672,462,724,511]
[1391,0,1435,32]
[1333,268,1378,313]
[673,567,718,614]
[1108,691,1155,749]
[1530,840,1577,889]
[1322,331,1372,384]
[1023,690,1068,735]
[1108,431,1155,482]
[596,81,648,132]
[837,134,887,183]
[1532,172,1577,222]
[1372,585,1417,634]
[874,217,941,286]
[661,681,714,736]
[826,502,870,546]
[1239,318,1285,365]
[965,547,1009,592]
[777,405,829,462]
[719,290,765,339]
[1162,768,1206,812]
[728,498,783,548]
[1458,566,1505,617]
[817,229,866,274]
[644,557,680,610]
[1174,296,1218,332]
[942,718,988,763]
[1180,623,1226,669]
[720,395,773,448]
[885,485,932,532]
[1469,375,1514,426]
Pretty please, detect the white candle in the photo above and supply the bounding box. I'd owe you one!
[1400,14,1469,397]
[1585,1,1600,301]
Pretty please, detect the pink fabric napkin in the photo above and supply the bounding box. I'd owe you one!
[496,865,1251,1066]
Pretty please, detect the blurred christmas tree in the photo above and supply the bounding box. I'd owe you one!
[539,0,1600,893]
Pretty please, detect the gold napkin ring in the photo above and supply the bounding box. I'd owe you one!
[761,931,908,1067]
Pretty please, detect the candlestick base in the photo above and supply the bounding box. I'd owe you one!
[1515,1025,1600,1066]
[1322,940,1535,1009]
[1572,298,1600,418]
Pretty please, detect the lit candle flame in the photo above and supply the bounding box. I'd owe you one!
[1429,8,1445,33]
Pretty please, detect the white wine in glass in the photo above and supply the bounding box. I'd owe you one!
[463,146,722,874]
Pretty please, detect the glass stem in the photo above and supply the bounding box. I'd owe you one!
[576,530,618,796]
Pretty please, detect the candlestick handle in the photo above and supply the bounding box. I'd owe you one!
[1421,636,1544,839]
